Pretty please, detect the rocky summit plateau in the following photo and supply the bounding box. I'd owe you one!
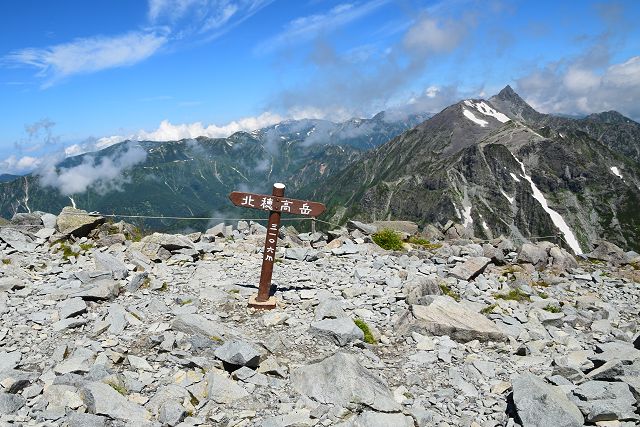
[0,208,639,426]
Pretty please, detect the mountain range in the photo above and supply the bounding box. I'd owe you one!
[0,86,639,252]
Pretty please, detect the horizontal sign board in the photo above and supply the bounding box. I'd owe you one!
[229,191,325,217]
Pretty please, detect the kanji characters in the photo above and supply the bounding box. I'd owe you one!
[299,203,312,215]
[241,195,254,207]
[260,197,273,210]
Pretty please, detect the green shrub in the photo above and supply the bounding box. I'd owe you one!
[439,284,461,302]
[494,288,531,303]
[480,303,498,314]
[407,236,442,250]
[543,304,561,313]
[372,229,404,251]
[1,259,11,265]
[353,319,377,344]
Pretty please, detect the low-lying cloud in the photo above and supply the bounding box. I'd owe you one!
[37,143,147,195]
[96,112,284,148]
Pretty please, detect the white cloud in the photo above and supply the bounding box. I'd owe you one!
[97,111,284,146]
[518,55,640,120]
[403,15,467,54]
[7,31,168,87]
[0,155,42,174]
[38,143,147,195]
[256,0,390,54]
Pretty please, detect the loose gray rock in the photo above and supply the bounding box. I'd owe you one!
[573,381,638,422]
[65,413,108,427]
[58,297,87,319]
[449,256,491,280]
[0,228,37,252]
[0,392,25,414]
[290,352,400,412]
[406,297,506,342]
[72,279,120,301]
[0,351,22,371]
[80,382,150,422]
[511,373,583,427]
[403,275,442,305]
[344,410,415,427]
[314,298,347,320]
[172,313,230,340]
[93,251,129,279]
[206,370,249,404]
[310,318,364,346]
[214,340,261,368]
[158,400,187,426]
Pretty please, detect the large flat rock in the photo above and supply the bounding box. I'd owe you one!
[512,373,583,427]
[291,352,400,412]
[409,296,507,342]
[449,256,491,280]
[56,207,105,237]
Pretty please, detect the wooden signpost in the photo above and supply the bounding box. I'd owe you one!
[229,183,326,309]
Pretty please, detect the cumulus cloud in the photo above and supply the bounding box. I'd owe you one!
[0,155,42,175]
[6,31,168,87]
[37,143,147,195]
[96,112,284,147]
[517,55,640,120]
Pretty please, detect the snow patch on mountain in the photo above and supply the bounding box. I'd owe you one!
[501,189,514,204]
[463,109,488,127]
[610,166,623,179]
[512,154,583,254]
[510,173,521,183]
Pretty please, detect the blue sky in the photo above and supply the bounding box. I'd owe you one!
[1,0,639,174]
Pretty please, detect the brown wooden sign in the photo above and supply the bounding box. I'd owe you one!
[229,183,326,310]
[229,191,325,217]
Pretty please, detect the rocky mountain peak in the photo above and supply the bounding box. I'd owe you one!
[489,85,542,123]
[586,110,636,125]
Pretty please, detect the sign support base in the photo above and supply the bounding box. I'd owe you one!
[248,295,277,310]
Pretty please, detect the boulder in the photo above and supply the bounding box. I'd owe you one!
[71,279,120,301]
[0,228,37,252]
[549,246,578,271]
[406,297,507,342]
[403,275,442,305]
[0,392,25,415]
[511,373,583,427]
[290,352,400,412]
[588,240,626,265]
[93,251,129,279]
[420,224,444,241]
[573,381,638,422]
[347,220,377,235]
[56,207,105,237]
[517,243,548,269]
[310,318,364,346]
[345,411,415,427]
[141,233,195,251]
[214,340,261,368]
[80,382,150,423]
[171,314,231,340]
[449,256,491,280]
[206,370,249,404]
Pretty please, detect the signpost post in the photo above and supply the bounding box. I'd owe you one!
[229,183,325,309]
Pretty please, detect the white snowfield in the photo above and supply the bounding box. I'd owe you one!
[610,166,623,179]
[464,100,510,123]
[510,172,521,183]
[463,109,488,127]
[512,154,583,254]
[462,204,473,228]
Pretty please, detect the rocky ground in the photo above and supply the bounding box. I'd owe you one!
[0,208,639,427]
